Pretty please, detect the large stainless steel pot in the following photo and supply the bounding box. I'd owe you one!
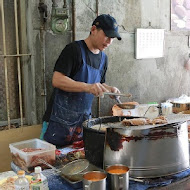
[83,116,190,178]
[104,121,189,178]
[83,116,137,168]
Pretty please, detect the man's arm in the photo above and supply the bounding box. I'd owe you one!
[52,71,109,96]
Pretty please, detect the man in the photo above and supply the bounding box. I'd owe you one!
[42,14,122,146]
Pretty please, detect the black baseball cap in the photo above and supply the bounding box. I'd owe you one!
[92,14,121,40]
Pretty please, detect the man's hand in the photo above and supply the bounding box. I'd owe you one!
[109,86,121,99]
[86,83,109,96]
[102,84,121,99]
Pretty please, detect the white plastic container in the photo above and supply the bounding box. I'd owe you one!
[9,138,56,172]
[161,102,173,116]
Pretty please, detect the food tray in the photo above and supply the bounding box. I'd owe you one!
[9,138,56,173]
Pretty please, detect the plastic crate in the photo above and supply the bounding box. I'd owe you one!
[9,138,56,173]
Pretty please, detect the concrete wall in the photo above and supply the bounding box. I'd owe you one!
[28,0,190,122]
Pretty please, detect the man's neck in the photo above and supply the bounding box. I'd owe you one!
[84,37,100,54]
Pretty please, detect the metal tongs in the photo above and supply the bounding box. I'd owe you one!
[103,92,132,98]
[103,92,136,109]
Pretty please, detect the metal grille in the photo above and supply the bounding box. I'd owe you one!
[0,0,19,123]
[0,58,20,121]
[0,56,7,121]
[0,0,30,127]
[7,57,20,119]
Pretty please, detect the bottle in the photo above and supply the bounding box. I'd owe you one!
[30,166,49,190]
[14,170,30,190]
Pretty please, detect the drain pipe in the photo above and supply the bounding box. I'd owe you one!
[38,0,47,112]
[63,0,67,8]
[72,0,76,41]
[96,0,99,16]
[95,0,101,117]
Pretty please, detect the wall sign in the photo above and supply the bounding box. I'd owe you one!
[135,29,165,59]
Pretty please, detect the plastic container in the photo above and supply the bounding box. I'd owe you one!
[31,166,49,190]
[161,102,173,116]
[9,138,56,173]
[14,170,30,190]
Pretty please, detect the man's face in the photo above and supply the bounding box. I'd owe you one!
[92,26,114,51]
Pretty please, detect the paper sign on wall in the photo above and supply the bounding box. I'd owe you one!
[135,29,165,59]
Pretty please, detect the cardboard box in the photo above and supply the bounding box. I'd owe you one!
[172,102,190,113]
[0,125,42,172]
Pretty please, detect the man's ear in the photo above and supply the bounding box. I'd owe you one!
[91,25,97,34]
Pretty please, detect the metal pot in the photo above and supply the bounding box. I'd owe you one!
[83,116,190,178]
[83,116,137,168]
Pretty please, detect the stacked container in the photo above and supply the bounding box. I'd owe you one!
[9,138,56,173]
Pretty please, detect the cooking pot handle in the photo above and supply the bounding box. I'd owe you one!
[172,122,184,136]
[84,182,92,190]
[171,122,184,127]
[119,176,124,189]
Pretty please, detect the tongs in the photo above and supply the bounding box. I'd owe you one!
[103,92,132,98]
[104,92,136,109]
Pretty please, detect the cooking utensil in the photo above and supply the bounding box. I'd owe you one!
[62,159,89,176]
[115,96,122,104]
[106,164,129,190]
[83,171,107,190]
[38,158,61,174]
[83,115,190,178]
[103,92,132,98]
[104,92,135,109]
[38,158,89,181]
[115,96,137,109]
[61,159,90,181]
[117,103,137,109]
[104,121,189,178]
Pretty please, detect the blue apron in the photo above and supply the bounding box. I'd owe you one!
[44,41,106,146]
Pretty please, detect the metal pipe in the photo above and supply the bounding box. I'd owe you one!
[96,0,99,16]
[0,0,11,129]
[0,118,26,127]
[63,0,67,8]
[98,97,101,117]
[14,0,24,126]
[96,0,100,117]
[0,53,31,57]
[18,0,30,125]
[39,0,47,113]
[72,0,76,41]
